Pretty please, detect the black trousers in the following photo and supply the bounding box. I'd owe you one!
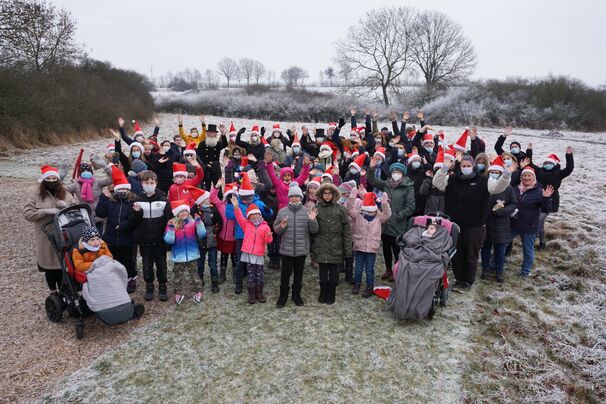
[280,255,306,289]
[45,270,63,291]
[452,225,486,285]
[381,234,399,272]
[140,245,168,284]
[108,245,137,278]
[319,263,339,283]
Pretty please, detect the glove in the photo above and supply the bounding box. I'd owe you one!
[237,127,246,136]
[338,118,346,128]
[194,214,202,224]
[260,126,266,136]
[167,222,175,230]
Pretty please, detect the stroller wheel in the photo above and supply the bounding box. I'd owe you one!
[45,293,64,323]
[75,321,84,339]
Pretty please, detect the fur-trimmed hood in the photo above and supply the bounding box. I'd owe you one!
[317,182,341,204]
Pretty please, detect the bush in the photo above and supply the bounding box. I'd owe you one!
[0,60,154,150]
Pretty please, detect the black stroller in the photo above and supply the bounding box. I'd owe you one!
[391,212,460,320]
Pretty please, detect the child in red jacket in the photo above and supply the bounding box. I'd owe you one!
[168,157,204,205]
[230,195,273,305]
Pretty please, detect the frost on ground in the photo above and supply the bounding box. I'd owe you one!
[1,113,604,402]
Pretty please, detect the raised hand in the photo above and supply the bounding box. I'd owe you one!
[230,195,239,207]
[177,114,183,125]
[118,117,125,127]
[350,107,357,116]
[504,126,513,137]
[369,155,377,168]
[389,111,397,122]
[303,155,311,166]
[215,178,224,188]
[543,185,555,198]
[133,202,142,211]
[566,145,574,154]
[527,143,533,150]
[154,117,160,127]
[416,110,424,120]
[455,151,463,163]
[199,114,205,123]
[278,217,288,228]
[219,123,226,133]
[372,111,379,119]
[520,158,531,169]
[301,125,309,135]
[402,111,410,121]
[364,107,370,116]
[109,128,120,140]
[264,150,274,164]
[308,207,318,220]
[425,169,434,178]
[507,160,518,173]
[471,127,478,139]
[102,187,111,198]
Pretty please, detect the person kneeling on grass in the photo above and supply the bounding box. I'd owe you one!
[163,200,207,306]
[346,188,391,297]
[230,196,273,305]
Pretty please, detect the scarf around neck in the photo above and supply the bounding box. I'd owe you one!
[77,177,95,203]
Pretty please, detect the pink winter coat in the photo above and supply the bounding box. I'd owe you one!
[234,207,273,256]
[346,189,392,253]
[262,161,310,209]
[210,187,235,242]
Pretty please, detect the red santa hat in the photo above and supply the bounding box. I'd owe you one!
[111,165,131,191]
[350,126,360,137]
[373,286,391,300]
[433,146,444,169]
[357,126,366,135]
[224,182,238,199]
[272,123,281,133]
[309,176,323,187]
[240,156,249,168]
[374,146,386,160]
[172,162,188,177]
[40,165,60,181]
[351,149,360,158]
[132,120,144,136]
[444,146,456,161]
[186,185,210,206]
[543,154,561,165]
[129,141,144,154]
[246,203,261,217]
[349,153,367,172]
[171,199,190,216]
[228,121,237,135]
[106,143,115,153]
[407,152,422,163]
[291,133,301,147]
[422,133,435,146]
[261,136,269,147]
[361,192,378,212]
[328,122,337,129]
[321,172,333,181]
[251,124,260,135]
[238,172,255,196]
[489,156,505,172]
[183,142,197,156]
[453,128,470,152]
[521,166,536,178]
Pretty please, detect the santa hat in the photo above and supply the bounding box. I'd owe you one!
[40,165,60,181]
[171,199,190,216]
[272,123,281,133]
[186,185,210,206]
[319,142,332,156]
[434,146,444,169]
[240,156,249,168]
[291,133,301,147]
[543,154,561,165]
[251,124,260,135]
[172,162,188,177]
[357,126,366,134]
[321,172,333,181]
[373,286,391,300]
[328,122,337,129]
[350,127,360,137]
[224,182,238,199]
[349,153,366,172]
[453,128,469,152]
[261,137,269,147]
[489,156,505,172]
[444,146,456,161]
[228,121,237,135]
[238,172,255,196]
[374,146,386,160]
[521,166,536,178]
[106,143,115,153]
[407,153,422,163]
[362,192,378,212]
[245,204,261,217]
[132,120,144,136]
[129,141,144,154]
[308,176,322,188]
[351,149,360,158]
[183,142,197,156]
[111,165,131,191]
[422,133,435,145]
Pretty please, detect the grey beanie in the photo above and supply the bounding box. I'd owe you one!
[288,182,303,198]
[131,159,148,174]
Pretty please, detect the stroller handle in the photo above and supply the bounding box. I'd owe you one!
[425,211,451,220]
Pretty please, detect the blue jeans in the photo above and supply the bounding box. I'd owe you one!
[354,251,376,288]
[197,247,218,280]
[480,240,507,273]
[510,230,536,276]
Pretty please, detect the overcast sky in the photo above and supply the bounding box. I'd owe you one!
[51,0,605,86]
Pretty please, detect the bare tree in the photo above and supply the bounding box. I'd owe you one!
[217,57,240,87]
[412,10,477,87]
[333,6,418,105]
[252,60,266,85]
[324,66,335,86]
[0,0,83,71]
[203,69,217,88]
[238,57,256,86]
[280,66,308,87]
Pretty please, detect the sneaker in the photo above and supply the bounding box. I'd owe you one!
[127,277,137,294]
[451,280,463,291]
[193,292,202,304]
[362,287,374,298]
[175,294,185,306]
[454,282,471,294]
[352,284,360,295]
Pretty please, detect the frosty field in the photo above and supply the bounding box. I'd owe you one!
[1,113,604,403]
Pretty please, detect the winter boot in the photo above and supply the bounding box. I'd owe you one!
[247,287,256,304]
[219,267,227,284]
[211,276,220,293]
[352,284,360,295]
[144,282,154,301]
[291,284,304,306]
[381,271,393,281]
[127,277,137,294]
[480,269,489,280]
[276,286,290,308]
[256,284,267,303]
[158,283,168,302]
[318,282,329,304]
[362,286,374,298]
[326,283,337,305]
[496,271,504,284]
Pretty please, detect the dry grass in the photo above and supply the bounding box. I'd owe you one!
[0,128,110,154]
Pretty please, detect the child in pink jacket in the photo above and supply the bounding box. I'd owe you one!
[346,188,391,298]
[230,195,273,305]
[260,160,311,209]
[210,180,238,285]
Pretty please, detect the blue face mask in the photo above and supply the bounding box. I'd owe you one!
[363,213,376,222]
[397,149,404,157]
[132,151,141,158]
[411,161,421,169]
[543,163,555,171]
[424,146,434,153]
[80,172,93,179]
[489,172,500,180]
[292,146,301,154]
[338,197,346,204]
[461,167,474,176]
[477,163,486,171]
[349,167,359,175]
[510,147,520,154]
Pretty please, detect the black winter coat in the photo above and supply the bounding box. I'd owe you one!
[530,153,574,212]
[485,186,518,244]
[128,191,172,246]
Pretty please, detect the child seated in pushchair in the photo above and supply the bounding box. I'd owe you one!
[71,226,144,325]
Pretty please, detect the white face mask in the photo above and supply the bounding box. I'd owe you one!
[83,241,100,252]
[461,167,474,175]
[411,161,421,169]
[349,167,359,175]
[163,146,171,152]
[391,172,403,181]
[143,184,156,194]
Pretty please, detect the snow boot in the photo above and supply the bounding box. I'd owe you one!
[362,286,374,298]
[326,282,337,305]
[211,276,220,293]
[291,284,304,306]
[256,284,267,303]
[219,267,227,284]
[276,286,290,308]
[158,283,168,302]
[352,284,360,295]
[144,282,154,301]
[318,282,329,304]
[247,287,256,304]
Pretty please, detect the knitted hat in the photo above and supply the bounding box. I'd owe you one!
[246,204,261,217]
[183,142,197,156]
[111,166,131,191]
[374,147,386,160]
[79,162,93,174]
[81,225,100,243]
[489,156,505,172]
[172,162,188,177]
[171,199,190,216]
[361,192,378,212]
[543,154,561,165]
[224,182,238,199]
[389,162,407,175]
[288,182,303,198]
[238,172,255,196]
[130,159,148,174]
[186,185,210,205]
[349,153,366,172]
[338,180,356,194]
[132,120,144,136]
[453,128,469,152]
[129,141,144,154]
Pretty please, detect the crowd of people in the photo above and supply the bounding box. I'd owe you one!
[23,109,574,308]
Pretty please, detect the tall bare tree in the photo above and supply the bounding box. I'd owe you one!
[334,6,418,105]
[217,57,240,87]
[252,60,266,85]
[238,57,255,86]
[412,10,477,87]
[0,0,83,71]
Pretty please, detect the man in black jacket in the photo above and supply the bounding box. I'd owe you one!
[196,123,228,190]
